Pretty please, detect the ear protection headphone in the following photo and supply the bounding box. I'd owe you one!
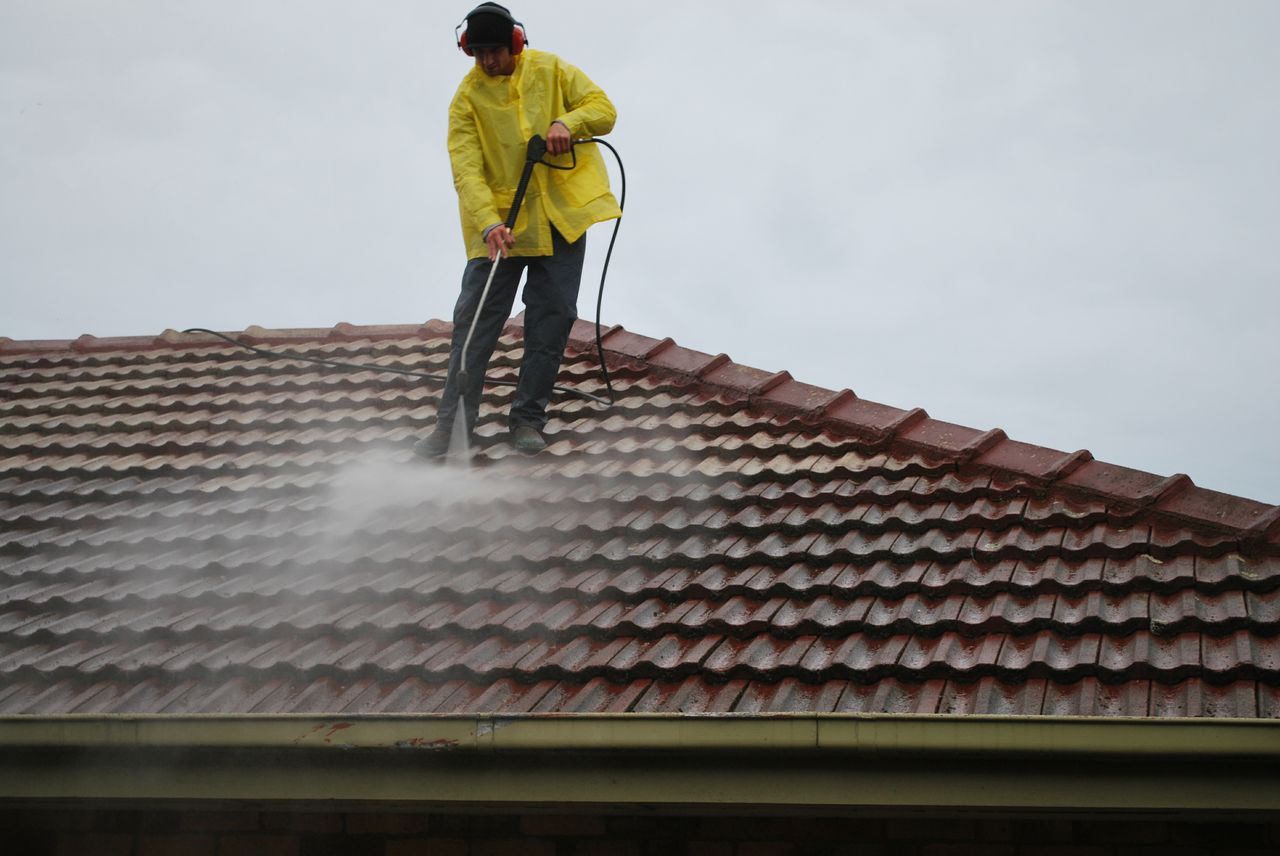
[455,3,528,56]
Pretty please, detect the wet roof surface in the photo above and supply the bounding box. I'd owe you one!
[2,320,1278,717]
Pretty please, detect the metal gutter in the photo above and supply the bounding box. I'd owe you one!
[3,713,1279,812]
[2,712,1278,756]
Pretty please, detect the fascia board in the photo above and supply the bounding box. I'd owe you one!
[3,714,1279,812]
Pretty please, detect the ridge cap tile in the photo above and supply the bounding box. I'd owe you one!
[896,418,1004,460]
[594,328,674,360]
[1161,487,1280,543]
[646,344,730,377]
[327,322,435,342]
[1045,448,1095,481]
[156,329,215,347]
[822,397,929,445]
[1142,473,1195,506]
[745,382,848,421]
[642,336,677,359]
[0,337,77,356]
[957,427,1008,463]
[970,438,1088,482]
[566,317,618,345]
[70,334,169,354]
[697,359,786,395]
[240,325,341,345]
[1059,458,1173,505]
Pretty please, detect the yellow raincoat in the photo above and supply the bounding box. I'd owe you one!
[448,48,621,260]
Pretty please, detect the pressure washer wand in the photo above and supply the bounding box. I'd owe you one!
[456,134,548,393]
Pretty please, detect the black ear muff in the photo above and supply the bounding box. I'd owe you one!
[455,4,528,56]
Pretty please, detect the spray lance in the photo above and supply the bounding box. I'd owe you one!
[457,132,554,396]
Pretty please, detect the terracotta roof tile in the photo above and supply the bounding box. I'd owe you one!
[736,677,846,714]
[1,323,1277,716]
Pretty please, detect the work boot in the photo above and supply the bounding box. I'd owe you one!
[412,430,452,460]
[510,423,547,455]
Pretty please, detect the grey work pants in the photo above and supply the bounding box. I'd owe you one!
[435,227,586,434]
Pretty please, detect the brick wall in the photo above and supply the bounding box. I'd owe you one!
[1,808,1277,855]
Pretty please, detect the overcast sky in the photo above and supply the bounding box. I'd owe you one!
[2,1,1277,503]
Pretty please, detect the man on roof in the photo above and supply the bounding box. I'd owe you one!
[415,2,621,458]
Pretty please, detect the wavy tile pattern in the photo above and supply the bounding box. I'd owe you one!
[1,322,1278,716]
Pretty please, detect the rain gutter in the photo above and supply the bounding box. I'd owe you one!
[2,713,1278,812]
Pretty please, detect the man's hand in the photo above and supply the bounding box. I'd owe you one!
[547,120,572,155]
[485,224,514,261]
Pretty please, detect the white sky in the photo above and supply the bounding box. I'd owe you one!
[2,1,1278,503]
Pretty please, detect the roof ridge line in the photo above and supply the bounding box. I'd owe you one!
[5,319,1276,545]
[564,320,1280,546]
[0,322,451,358]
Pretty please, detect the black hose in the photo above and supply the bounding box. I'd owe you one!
[580,136,625,405]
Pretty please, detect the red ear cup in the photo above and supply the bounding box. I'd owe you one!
[511,25,526,54]
[459,30,473,56]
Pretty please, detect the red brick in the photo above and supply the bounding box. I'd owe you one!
[471,840,556,856]
[88,810,155,833]
[13,810,96,831]
[214,834,299,856]
[57,833,134,856]
[260,812,342,834]
[430,814,521,836]
[1079,820,1169,844]
[1169,822,1270,848]
[385,839,467,856]
[1012,820,1076,844]
[921,847,1014,856]
[889,819,979,841]
[138,834,217,856]
[182,811,260,832]
[296,834,380,856]
[980,820,1013,842]
[572,843,641,856]
[771,817,884,841]
[520,814,608,837]
[344,812,428,834]
[699,817,794,839]
[686,844,733,856]
[737,845,794,856]
[606,816,700,838]
[8,830,56,855]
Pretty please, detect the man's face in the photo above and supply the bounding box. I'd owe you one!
[473,46,516,77]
